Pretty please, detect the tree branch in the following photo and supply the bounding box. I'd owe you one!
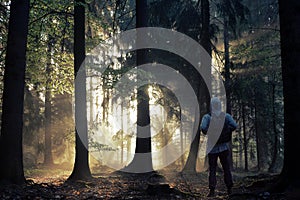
[29,11,73,26]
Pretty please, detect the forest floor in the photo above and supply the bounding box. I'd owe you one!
[0,166,296,200]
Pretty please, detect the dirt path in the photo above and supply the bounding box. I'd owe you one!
[0,171,286,199]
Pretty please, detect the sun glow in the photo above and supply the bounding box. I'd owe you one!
[86,79,184,170]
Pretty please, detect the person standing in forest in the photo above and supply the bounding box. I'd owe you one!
[200,97,237,197]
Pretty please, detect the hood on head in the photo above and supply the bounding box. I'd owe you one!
[210,97,222,116]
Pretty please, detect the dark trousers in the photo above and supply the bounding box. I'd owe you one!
[208,150,233,190]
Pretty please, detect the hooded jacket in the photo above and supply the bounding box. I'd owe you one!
[200,97,237,153]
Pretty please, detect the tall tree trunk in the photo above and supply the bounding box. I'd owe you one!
[121,101,124,164]
[180,113,184,167]
[123,0,153,173]
[182,0,211,173]
[254,96,262,171]
[271,0,300,192]
[0,0,30,184]
[44,36,54,166]
[68,0,92,181]
[242,102,248,171]
[269,82,278,172]
[223,15,231,114]
[89,76,93,126]
[199,0,211,57]
[254,90,268,171]
[238,128,243,169]
[223,12,235,171]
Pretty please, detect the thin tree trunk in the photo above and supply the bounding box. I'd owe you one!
[238,100,243,169]
[238,128,243,169]
[254,90,268,172]
[200,0,211,57]
[0,0,30,184]
[121,101,124,164]
[269,82,278,172]
[89,76,93,126]
[223,15,231,114]
[44,36,54,166]
[242,102,248,171]
[254,96,261,171]
[180,112,184,167]
[223,12,235,171]
[182,128,201,172]
[68,0,92,181]
[127,107,131,160]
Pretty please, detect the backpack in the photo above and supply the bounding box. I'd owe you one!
[208,112,232,144]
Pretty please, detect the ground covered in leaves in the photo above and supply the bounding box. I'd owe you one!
[0,168,293,199]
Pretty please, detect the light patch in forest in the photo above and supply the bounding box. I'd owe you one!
[76,27,227,173]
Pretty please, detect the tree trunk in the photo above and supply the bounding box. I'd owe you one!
[199,0,211,57]
[68,0,92,181]
[182,128,201,172]
[254,90,268,171]
[223,15,231,114]
[44,36,54,166]
[242,102,248,171]
[89,76,93,126]
[223,12,235,171]
[180,115,184,167]
[253,97,259,171]
[122,0,153,173]
[182,0,211,173]
[0,0,30,184]
[271,0,300,192]
[121,101,124,164]
[269,82,278,172]
[238,128,243,169]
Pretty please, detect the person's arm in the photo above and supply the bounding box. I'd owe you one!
[226,113,238,132]
[200,114,210,134]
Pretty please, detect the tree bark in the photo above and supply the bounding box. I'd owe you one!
[223,14,231,114]
[254,97,261,171]
[238,127,243,169]
[254,90,268,171]
[223,11,235,171]
[122,0,153,173]
[269,82,278,172]
[242,102,248,171]
[182,0,211,173]
[44,36,54,166]
[272,0,300,191]
[0,0,30,184]
[68,0,92,181]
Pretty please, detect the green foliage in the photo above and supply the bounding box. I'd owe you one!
[23,87,44,145]
[230,29,283,170]
[214,0,250,38]
[149,0,201,40]
[89,138,116,152]
[27,0,74,95]
[21,0,76,166]
[85,0,135,51]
